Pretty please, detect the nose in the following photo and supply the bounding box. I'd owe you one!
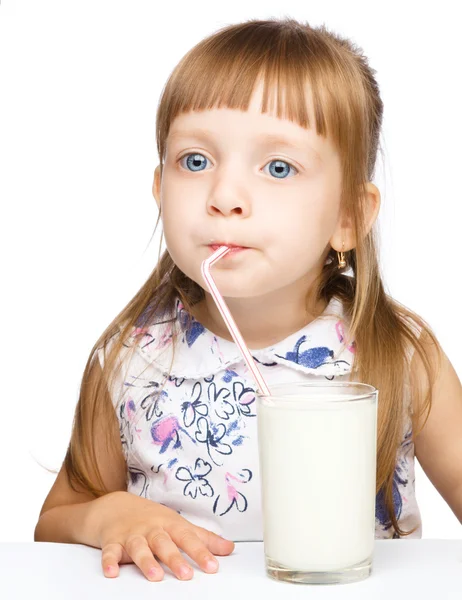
[207,201,246,217]
[206,180,251,217]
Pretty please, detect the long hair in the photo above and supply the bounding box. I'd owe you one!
[64,17,441,537]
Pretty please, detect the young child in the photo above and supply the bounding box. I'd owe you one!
[35,17,462,583]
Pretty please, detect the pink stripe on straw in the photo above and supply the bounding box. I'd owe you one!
[201,246,271,396]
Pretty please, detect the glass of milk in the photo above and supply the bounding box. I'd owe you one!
[256,381,378,585]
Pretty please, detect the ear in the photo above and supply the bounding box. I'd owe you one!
[152,165,161,210]
[329,182,381,252]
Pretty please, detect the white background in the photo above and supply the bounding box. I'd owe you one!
[0,0,460,542]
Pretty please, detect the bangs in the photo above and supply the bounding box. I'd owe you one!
[156,19,350,164]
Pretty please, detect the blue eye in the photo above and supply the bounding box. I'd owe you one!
[262,159,297,179]
[180,153,209,172]
[178,153,298,179]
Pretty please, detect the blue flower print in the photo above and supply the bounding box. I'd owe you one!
[185,321,205,347]
[231,381,256,417]
[178,307,205,347]
[275,335,334,368]
[208,382,235,420]
[175,458,214,499]
[376,428,415,536]
[195,417,232,466]
[181,381,208,427]
[226,419,246,447]
[222,369,240,383]
[376,465,407,533]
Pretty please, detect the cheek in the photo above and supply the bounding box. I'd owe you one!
[159,181,191,237]
[270,200,335,248]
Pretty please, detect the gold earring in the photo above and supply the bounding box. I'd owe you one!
[337,241,346,268]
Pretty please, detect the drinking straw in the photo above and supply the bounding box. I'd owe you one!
[201,245,271,396]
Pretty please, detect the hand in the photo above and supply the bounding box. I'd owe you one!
[89,491,235,581]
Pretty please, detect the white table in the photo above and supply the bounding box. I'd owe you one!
[1,540,461,599]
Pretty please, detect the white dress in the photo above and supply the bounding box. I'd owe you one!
[97,295,422,541]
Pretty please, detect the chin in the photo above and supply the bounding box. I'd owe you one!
[183,262,270,299]
[204,281,271,299]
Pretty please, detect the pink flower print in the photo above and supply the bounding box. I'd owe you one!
[154,322,174,350]
[335,320,356,353]
[132,323,173,352]
[150,415,194,453]
[232,381,256,417]
[226,473,240,504]
[213,469,252,516]
[133,327,149,338]
[130,326,156,352]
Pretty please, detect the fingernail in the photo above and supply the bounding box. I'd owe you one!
[179,564,192,578]
[148,567,159,577]
[206,558,218,572]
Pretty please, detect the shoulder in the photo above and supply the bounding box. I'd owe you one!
[402,309,440,421]
[408,323,460,445]
[408,328,462,516]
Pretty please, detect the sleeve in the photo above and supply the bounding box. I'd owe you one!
[95,327,134,463]
[95,325,134,410]
[402,316,424,422]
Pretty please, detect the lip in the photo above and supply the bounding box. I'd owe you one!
[209,242,249,249]
[208,244,250,257]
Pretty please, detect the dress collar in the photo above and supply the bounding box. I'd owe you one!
[130,295,356,380]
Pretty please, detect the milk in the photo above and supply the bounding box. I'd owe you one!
[256,384,377,573]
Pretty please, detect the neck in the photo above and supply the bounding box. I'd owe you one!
[190,286,328,351]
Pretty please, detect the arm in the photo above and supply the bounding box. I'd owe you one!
[34,356,234,581]
[411,331,462,522]
[34,483,126,546]
[34,357,127,545]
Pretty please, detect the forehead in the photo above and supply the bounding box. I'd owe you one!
[167,81,334,161]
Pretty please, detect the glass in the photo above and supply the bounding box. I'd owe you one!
[256,381,378,585]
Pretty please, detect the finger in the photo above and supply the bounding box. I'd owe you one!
[123,534,165,581]
[194,527,235,556]
[101,542,124,578]
[169,527,220,574]
[147,529,194,580]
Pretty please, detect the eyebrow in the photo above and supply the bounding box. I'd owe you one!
[167,128,322,162]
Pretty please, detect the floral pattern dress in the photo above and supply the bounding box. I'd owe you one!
[97,296,422,541]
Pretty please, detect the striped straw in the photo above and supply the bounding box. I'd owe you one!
[201,246,271,396]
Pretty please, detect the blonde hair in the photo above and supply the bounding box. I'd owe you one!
[64,17,442,537]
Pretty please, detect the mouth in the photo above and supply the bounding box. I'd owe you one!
[207,243,250,257]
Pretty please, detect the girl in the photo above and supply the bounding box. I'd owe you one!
[35,17,462,583]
